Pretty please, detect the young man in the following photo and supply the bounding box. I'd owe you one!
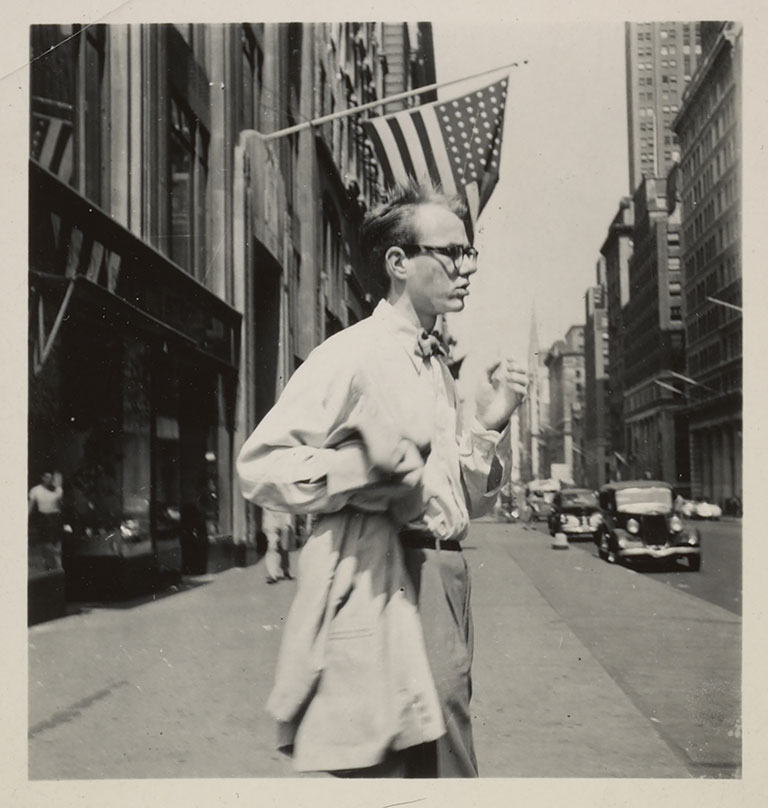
[237,182,526,777]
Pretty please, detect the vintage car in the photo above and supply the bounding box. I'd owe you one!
[692,500,722,520]
[596,480,702,571]
[676,497,723,520]
[547,488,602,541]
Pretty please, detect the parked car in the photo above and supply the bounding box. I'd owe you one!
[675,497,722,520]
[548,488,602,541]
[691,500,722,520]
[596,480,701,571]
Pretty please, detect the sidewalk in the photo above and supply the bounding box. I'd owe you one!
[27,527,734,779]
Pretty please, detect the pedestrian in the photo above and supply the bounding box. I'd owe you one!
[237,180,527,777]
[262,508,293,584]
[28,470,64,571]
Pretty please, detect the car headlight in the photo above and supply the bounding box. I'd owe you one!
[687,533,700,546]
[559,514,568,524]
[589,513,603,527]
[626,518,639,535]
[670,515,683,532]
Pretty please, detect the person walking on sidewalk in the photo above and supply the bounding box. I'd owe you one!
[237,180,526,778]
[262,508,293,584]
[28,470,64,571]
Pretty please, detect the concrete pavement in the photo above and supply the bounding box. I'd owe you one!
[467,519,741,778]
[27,517,740,780]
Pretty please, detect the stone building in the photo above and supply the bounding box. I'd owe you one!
[671,21,742,509]
[28,22,436,619]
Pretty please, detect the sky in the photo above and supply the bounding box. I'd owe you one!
[432,22,629,393]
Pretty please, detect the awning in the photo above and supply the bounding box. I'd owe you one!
[29,159,241,374]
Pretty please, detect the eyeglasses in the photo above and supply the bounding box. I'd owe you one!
[399,244,479,273]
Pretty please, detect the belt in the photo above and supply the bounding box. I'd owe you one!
[399,529,462,552]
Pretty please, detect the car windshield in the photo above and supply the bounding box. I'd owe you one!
[561,491,598,507]
[615,486,673,513]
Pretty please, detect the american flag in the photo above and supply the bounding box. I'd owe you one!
[361,77,508,228]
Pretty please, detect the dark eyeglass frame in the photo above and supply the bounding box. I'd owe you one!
[399,243,479,272]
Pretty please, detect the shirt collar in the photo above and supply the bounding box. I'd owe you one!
[372,300,435,374]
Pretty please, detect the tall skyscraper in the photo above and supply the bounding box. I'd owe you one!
[672,22,742,508]
[625,21,701,192]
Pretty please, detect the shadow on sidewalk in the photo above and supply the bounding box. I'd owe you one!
[64,574,216,616]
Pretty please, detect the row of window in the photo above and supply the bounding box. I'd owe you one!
[687,306,742,349]
[316,26,385,207]
[636,25,696,43]
[640,149,677,165]
[678,79,735,154]
[684,174,738,249]
[685,256,740,317]
[688,341,723,375]
[680,105,737,183]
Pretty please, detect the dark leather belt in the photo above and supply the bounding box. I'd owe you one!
[399,529,462,552]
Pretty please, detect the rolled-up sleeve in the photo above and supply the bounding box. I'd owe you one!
[459,418,512,518]
[236,338,398,515]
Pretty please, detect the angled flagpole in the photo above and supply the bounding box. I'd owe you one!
[255,59,528,142]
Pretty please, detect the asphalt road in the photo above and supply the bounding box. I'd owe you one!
[477,518,741,778]
[526,517,742,615]
[639,518,742,615]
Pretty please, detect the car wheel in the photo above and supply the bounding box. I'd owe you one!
[688,555,701,572]
[598,532,609,561]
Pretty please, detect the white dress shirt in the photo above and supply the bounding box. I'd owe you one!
[236,300,511,771]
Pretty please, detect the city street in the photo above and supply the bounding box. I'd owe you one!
[630,518,742,615]
[28,516,741,781]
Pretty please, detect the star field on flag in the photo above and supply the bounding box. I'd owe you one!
[362,77,508,228]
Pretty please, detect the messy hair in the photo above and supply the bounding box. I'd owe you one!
[359,179,466,289]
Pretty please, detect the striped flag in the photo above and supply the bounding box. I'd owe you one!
[361,77,508,227]
[31,113,74,184]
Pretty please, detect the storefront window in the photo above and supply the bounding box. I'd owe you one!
[121,342,152,555]
[169,98,193,271]
[153,351,182,565]
[168,95,209,280]
[61,322,123,549]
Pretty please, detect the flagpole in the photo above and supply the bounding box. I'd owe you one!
[255,59,528,142]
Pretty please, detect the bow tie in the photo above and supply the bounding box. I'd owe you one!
[416,329,447,360]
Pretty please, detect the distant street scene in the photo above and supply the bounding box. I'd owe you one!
[25,18,742,786]
[29,515,741,779]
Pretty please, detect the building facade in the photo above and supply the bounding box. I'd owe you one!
[583,280,611,489]
[672,22,742,508]
[518,309,551,482]
[29,25,245,609]
[625,21,701,192]
[621,177,689,486]
[28,23,436,617]
[599,197,634,480]
[544,326,585,485]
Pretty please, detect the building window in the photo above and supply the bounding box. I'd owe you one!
[168,95,209,277]
[322,196,343,318]
[83,25,107,205]
[240,26,263,131]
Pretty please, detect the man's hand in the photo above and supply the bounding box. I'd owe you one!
[383,439,428,488]
[475,358,528,432]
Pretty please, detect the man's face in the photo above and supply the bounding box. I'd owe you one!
[400,203,477,318]
[41,473,53,489]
